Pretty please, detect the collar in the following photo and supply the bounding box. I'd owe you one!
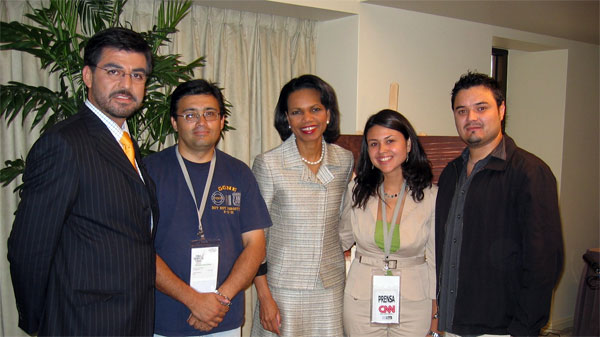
[281,134,344,169]
[281,134,342,185]
[457,135,516,172]
[85,100,131,143]
[461,135,506,162]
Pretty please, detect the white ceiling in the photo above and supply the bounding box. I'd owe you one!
[193,0,599,45]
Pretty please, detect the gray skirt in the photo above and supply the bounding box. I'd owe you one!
[251,280,344,337]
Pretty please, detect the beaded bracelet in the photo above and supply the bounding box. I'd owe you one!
[214,290,232,307]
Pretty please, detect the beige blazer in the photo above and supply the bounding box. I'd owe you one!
[340,182,437,301]
[252,135,354,290]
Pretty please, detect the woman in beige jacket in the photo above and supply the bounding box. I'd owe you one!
[251,75,353,337]
[340,109,440,337]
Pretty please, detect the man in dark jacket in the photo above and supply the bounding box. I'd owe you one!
[435,72,563,337]
[8,28,158,336]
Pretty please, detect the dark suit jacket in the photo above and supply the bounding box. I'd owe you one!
[8,105,159,336]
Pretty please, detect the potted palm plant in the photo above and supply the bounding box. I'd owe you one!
[0,0,232,190]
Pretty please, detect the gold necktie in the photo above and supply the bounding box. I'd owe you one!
[119,131,136,169]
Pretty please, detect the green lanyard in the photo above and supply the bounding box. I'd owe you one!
[380,180,406,274]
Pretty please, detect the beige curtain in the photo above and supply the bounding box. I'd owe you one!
[0,1,316,335]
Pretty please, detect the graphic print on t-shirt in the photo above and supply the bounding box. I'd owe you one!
[211,184,241,215]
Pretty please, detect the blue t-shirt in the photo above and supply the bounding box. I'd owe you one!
[144,146,272,336]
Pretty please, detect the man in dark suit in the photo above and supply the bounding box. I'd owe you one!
[7,27,158,336]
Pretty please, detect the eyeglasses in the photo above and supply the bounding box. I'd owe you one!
[93,65,147,83]
[176,111,220,123]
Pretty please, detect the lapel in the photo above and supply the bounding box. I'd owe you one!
[136,146,159,238]
[79,106,144,185]
[281,135,340,186]
[366,193,379,222]
[281,135,304,169]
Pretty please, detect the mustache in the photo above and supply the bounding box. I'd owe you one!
[110,90,137,102]
[464,121,482,129]
[192,125,209,131]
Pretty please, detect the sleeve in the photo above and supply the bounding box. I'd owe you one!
[425,188,437,300]
[7,132,79,334]
[508,162,564,336]
[251,154,275,241]
[339,180,356,251]
[240,162,272,233]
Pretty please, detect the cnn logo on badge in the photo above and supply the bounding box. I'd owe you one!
[377,295,396,314]
[378,304,396,313]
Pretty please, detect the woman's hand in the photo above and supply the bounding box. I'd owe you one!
[428,300,441,337]
[259,295,281,335]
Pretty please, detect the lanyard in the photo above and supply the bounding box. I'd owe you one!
[380,180,407,257]
[176,145,216,241]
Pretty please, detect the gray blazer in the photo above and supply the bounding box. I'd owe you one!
[252,136,353,289]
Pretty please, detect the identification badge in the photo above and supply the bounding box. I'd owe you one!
[189,239,220,293]
[371,270,401,324]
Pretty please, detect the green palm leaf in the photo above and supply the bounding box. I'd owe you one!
[1,0,218,191]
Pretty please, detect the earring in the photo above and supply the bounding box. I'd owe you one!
[405,156,409,163]
[326,120,330,125]
[288,125,291,129]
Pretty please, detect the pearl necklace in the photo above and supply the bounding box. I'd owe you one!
[300,142,325,165]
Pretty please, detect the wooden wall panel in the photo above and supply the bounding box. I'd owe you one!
[335,135,465,184]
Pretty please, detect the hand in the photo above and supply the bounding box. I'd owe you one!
[187,314,214,332]
[259,295,281,335]
[428,323,442,336]
[186,292,230,329]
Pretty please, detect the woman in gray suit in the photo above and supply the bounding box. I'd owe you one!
[340,110,440,336]
[251,75,353,337]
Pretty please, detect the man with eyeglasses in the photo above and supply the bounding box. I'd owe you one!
[144,79,271,337]
[8,27,158,335]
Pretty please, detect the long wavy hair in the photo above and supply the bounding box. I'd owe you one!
[352,109,433,209]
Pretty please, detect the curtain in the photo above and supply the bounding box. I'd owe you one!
[0,1,316,335]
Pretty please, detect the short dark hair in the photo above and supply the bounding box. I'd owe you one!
[169,79,228,119]
[451,71,506,131]
[84,27,152,73]
[274,74,341,143]
[352,109,432,209]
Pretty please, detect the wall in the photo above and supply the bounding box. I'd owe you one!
[555,41,600,328]
[316,15,359,135]
[506,49,568,184]
[316,2,600,329]
[355,5,490,136]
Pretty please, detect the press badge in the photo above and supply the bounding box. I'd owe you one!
[189,239,220,293]
[371,270,400,324]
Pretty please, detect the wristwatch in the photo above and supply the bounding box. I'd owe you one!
[428,331,442,337]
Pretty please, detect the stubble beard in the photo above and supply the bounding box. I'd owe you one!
[466,134,482,146]
[93,90,142,120]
